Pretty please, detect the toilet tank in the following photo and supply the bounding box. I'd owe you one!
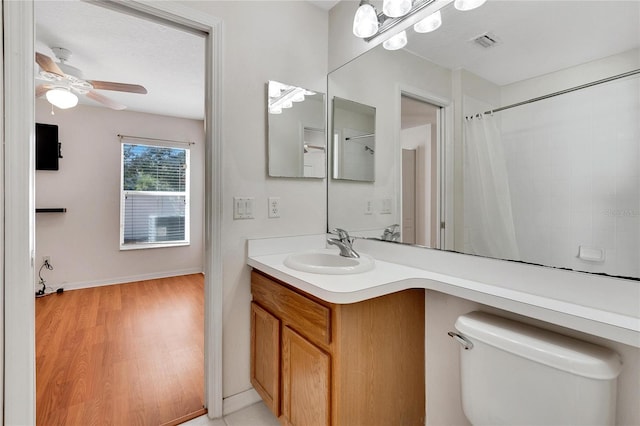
[454,311,622,426]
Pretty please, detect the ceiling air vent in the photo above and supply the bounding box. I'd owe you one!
[472,32,500,48]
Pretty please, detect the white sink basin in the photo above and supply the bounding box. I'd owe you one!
[284,249,375,275]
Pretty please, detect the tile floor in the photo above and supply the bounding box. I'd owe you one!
[183,402,280,426]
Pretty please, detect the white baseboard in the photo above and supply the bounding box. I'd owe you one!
[57,268,204,291]
[223,388,262,416]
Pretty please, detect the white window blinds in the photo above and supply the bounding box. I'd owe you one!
[120,142,190,249]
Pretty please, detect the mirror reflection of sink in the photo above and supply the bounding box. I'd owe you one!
[284,249,375,275]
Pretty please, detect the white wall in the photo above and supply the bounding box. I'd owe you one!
[184,1,329,398]
[35,101,204,289]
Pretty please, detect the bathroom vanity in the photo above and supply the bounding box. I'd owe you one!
[248,234,640,425]
[250,270,425,426]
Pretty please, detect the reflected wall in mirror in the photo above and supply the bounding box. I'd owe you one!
[332,97,376,182]
[328,1,640,280]
[267,80,326,178]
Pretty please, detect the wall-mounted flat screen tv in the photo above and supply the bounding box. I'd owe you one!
[36,123,60,170]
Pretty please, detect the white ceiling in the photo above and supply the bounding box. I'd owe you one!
[405,0,640,86]
[307,0,341,10]
[35,1,205,120]
[34,1,640,120]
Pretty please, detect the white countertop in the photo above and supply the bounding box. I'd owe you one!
[247,235,640,348]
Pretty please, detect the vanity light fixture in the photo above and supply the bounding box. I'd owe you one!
[353,0,486,51]
[383,30,408,50]
[414,10,442,33]
[268,82,311,114]
[454,0,487,11]
[383,0,412,18]
[45,87,79,109]
[291,91,306,102]
[353,0,379,38]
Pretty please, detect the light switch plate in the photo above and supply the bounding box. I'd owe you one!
[364,200,373,215]
[233,197,254,220]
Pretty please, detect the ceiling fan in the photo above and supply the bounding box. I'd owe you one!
[35,47,147,111]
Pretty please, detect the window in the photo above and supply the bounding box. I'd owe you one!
[120,142,190,249]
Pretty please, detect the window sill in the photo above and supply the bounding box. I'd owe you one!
[120,241,190,251]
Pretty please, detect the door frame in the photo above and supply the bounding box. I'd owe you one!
[396,84,452,249]
[2,1,224,423]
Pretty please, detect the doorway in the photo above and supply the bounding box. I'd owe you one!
[400,95,441,248]
[3,2,223,424]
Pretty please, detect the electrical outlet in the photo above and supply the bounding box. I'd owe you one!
[43,256,51,265]
[268,197,280,218]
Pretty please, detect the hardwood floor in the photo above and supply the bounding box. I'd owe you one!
[36,274,205,426]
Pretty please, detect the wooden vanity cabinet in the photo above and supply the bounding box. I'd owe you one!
[250,270,425,426]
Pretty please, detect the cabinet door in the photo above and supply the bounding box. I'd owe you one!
[281,326,330,426]
[251,302,280,417]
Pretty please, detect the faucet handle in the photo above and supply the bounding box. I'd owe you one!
[331,228,350,241]
[384,224,400,233]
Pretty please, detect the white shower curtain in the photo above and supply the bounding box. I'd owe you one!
[464,114,520,261]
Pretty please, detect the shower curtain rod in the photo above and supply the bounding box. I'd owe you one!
[345,133,375,141]
[466,68,640,119]
[117,134,195,146]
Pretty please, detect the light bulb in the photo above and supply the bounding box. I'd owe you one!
[45,88,78,109]
[282,100,293,109]
[454,0,487,11]
[353,1,379,38]
[269,106,282,114]
[291,90,305,102]
[383,30,407,50]
[268,81,284,98]
[414,10,442,33]
[383,0,412,18]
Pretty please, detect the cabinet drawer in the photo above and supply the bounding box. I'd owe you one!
[251,271,331,347]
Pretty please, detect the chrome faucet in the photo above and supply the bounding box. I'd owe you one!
[381,224,400,242]
[327,228,360,258]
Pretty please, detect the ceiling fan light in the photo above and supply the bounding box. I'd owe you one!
[383,30,408,50]
[45,88,78,109]
[353,1,379,38]
[414,10,442,33]
[383,0,412,18]
[454,0,487,11]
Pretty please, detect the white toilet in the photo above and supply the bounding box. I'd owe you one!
[452,311,622,426]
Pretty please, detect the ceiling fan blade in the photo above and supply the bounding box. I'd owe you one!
[35,84,53,98]
[88,80,147,94]
[86,90,127,110]
[35,52,64,77]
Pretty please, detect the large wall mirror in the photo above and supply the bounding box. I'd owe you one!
[268,80,326,178]
[328,0,640,280]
